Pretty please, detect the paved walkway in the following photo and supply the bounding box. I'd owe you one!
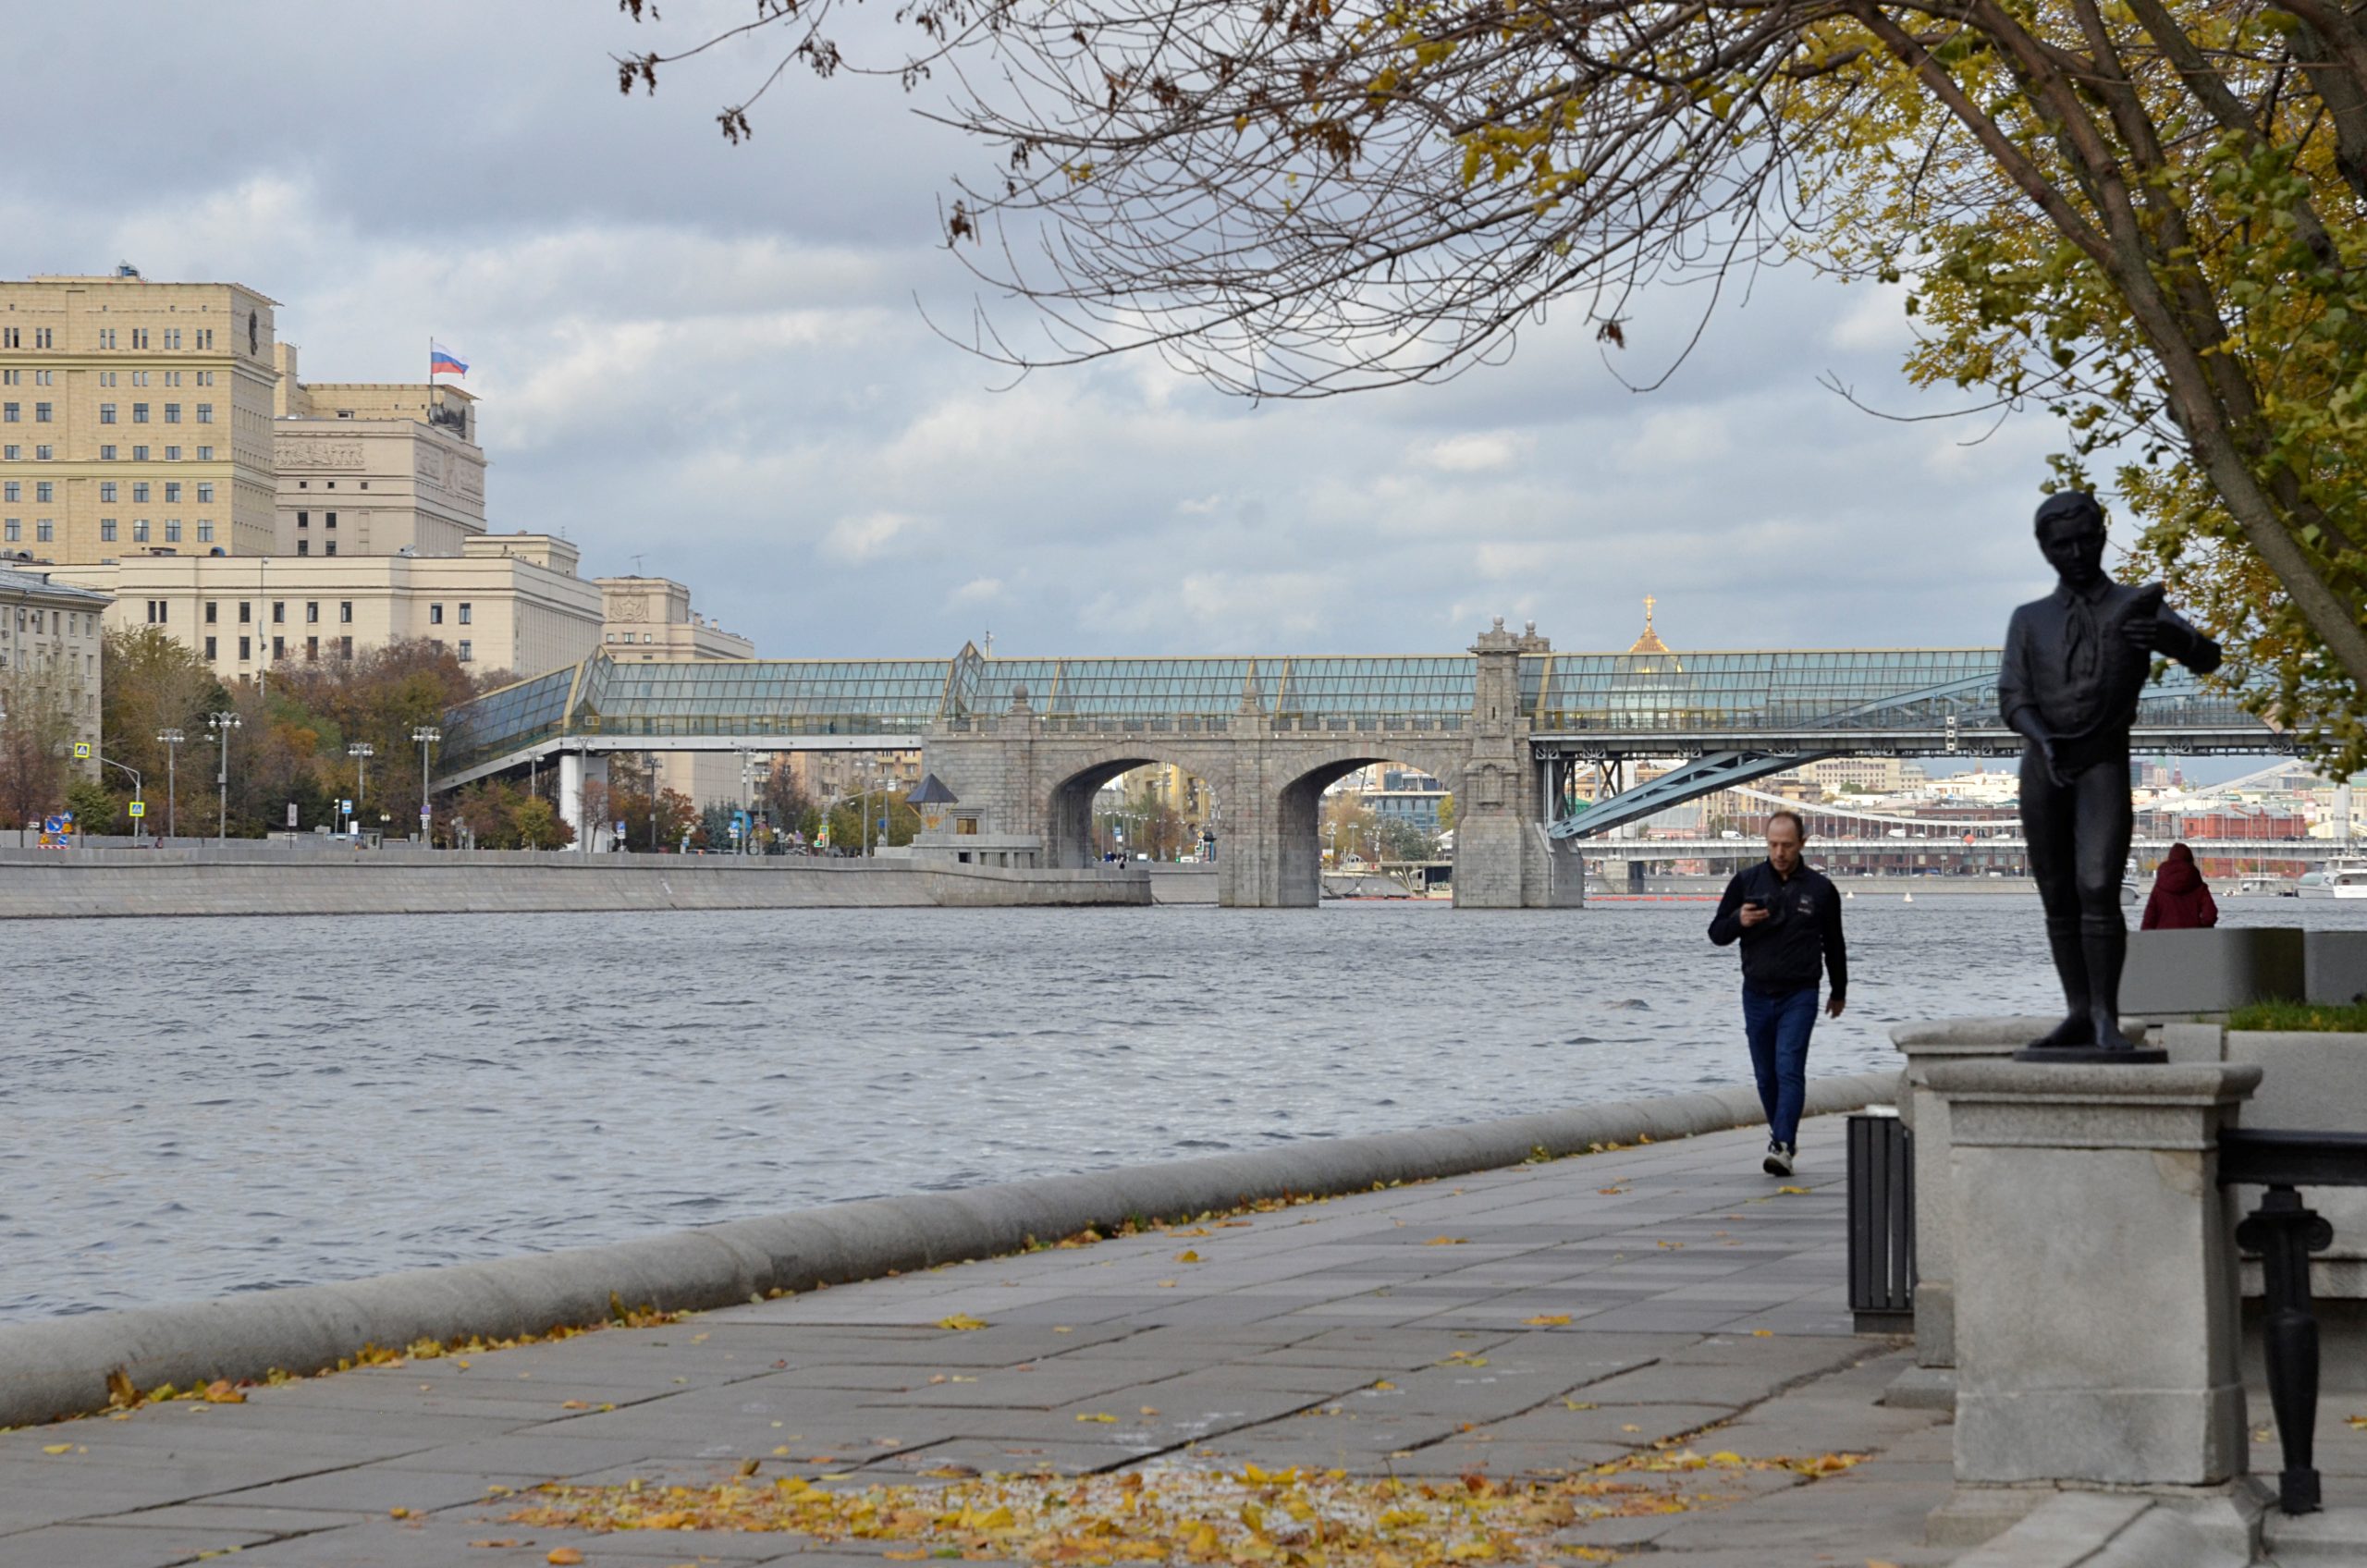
[3,1116,2355,1567]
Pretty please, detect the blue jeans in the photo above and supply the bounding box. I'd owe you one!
[1742,985,1819,1148]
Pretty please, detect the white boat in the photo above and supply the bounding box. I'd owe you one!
[2122,858,2140,906]
[2234,873,2300,898]
[2300,855,2367,899]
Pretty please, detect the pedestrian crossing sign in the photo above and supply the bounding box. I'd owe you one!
[73,741,91,759]
[129,801,146,819]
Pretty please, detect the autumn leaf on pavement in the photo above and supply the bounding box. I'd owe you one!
[1776,1186,1811,1195]
[546,1550,584,1566]
[935,1314,988,1331]
[1425,1236,1469,1246]
[1174,1250,1201,1263]
[1522,1315,1573,1326]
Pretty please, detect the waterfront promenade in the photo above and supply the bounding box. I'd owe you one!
[2,1118,1953,1566]
[11,1112,2358,1567]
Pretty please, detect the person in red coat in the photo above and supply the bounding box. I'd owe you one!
[2142,842,2219,930]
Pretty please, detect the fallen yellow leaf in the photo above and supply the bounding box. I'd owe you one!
[1174,1250,1202,1263]
[1776,1186,1811,1195]
[40,1443,72,1455]
[936,1314,988,1331]
[1157,1280,1178,1288]
[1597,1187,1627,1195]
[546,1551,584,1566]
[1522,1315,1573,1326]
[1372,1379,1396,1390]
[1752,1329,1775,1338]
[1424,1236,1469,1246]
[1077,1412,1118,1423]
[388,1507,411,1519]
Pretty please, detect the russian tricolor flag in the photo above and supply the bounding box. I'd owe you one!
[429,341,469,377]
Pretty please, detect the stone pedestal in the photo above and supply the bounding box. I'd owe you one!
[1889,1019,2034,1390]
[1928,1060,2260,1495]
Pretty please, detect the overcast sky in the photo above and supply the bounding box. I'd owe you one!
[1,0,2096,661]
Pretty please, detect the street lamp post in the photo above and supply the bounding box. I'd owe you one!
[411,727,440,846]
[348,742,374,836]
[156,728,184,840]
[206,711,241,843]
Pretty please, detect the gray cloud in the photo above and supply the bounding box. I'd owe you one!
[2,0,2093,661]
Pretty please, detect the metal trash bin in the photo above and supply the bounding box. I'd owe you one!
[1846,1107,1915,1333]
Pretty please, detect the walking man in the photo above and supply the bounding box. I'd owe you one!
[1708,809,1847,1175]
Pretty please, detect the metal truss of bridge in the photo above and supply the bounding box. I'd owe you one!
[435,620,2286,907]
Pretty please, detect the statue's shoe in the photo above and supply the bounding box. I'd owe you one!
[2024,1014,2095,1051]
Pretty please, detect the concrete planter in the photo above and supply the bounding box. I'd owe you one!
[2121,927,2304,1018]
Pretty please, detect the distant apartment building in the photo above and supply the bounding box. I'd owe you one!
[0,268,280,563]
[272,342,486,558]
[0,565,109,778]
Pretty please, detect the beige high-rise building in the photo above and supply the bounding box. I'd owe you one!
[0,269,279,565]
[594,575,756,804]
[271,343,487,559]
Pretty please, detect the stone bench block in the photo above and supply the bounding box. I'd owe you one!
[2121,927,2303,1016]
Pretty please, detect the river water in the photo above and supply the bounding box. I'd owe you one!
[8,895,2365,1320]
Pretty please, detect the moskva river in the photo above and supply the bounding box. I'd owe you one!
[8,895,2365,1318]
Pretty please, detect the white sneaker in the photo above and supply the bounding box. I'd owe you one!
[1762,1142,1794,1177]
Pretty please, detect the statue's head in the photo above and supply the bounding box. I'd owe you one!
[2034,491,2108,589]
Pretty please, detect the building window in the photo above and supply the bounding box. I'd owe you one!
[131,446,147,460]
[324,512,336,529]
[1,447,15,460]
[33,403,51,423]
[204,635,217,660]
[205,601,217,624]
[132,482,150,504]
[238,602,251,624]
[2,521,15,543]
[164,403,180,424]
[1,404,15,423]
[99,519,117,542]
[295,511,307,528]
[164,328,181,349]
[131,328,149,350]
[100,404,116,424]
[163,446,179,461]
[238,636,250,662]
[296,539,309,556]
[132,519,150,542]
[195,446,211,460]
[0,329,14,349]
[338,601,353,624]
[33,519,50,542]
[197,328,212,349]
[196,483,213,503]
[32,328,49,349]
[31,446,47,461]
[100,482,117,503]
[196,520,213,543]
[338,636,353,658]
[305,601,319,623]
[33,482,49,503]
[196,404,213,424]
[305,636,318,661]
[132,403,148,423]
[271,635,285,660]
[429,604,443,625]
[146,599,166,624]
[324,540,336,556]
[270,602,284,624]
[2,483,16,503]
[99,445,116,461]
[163,482,180,503]
[457,640,472,663]
[164,520,180,543]
[457,602,472,625]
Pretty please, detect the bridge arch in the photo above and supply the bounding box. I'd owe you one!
[1043,748,1231,872]
[1272,747,1470,908]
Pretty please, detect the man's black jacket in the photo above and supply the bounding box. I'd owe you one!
[1708,861,1848,1000]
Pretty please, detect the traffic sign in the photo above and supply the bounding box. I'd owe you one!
[72,741,91,760]
[42,815,62,835]
[128,801,146,819]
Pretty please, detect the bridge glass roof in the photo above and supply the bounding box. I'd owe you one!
[438,646,2271,775]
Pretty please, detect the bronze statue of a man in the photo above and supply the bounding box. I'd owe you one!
[1999,492,2222,1055]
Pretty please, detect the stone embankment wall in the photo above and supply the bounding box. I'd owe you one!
[0,848,1150,918]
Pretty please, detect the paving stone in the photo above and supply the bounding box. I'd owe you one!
[210,1463,549,1516]
[0,1522,276,1568]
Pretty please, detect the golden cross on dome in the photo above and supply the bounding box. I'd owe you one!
[1643,594,1656,631]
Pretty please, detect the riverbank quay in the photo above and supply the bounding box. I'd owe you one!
[0,1107,2011,1568]
[0,848,1148,918]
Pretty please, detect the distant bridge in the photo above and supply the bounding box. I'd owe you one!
[435,621,2288,907]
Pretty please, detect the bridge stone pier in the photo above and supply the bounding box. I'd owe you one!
[920,619,1585,909]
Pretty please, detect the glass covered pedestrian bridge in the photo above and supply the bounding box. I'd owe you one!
[436,643,2280,787]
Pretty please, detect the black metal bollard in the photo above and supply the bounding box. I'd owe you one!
[1847,1109,1915,1334]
